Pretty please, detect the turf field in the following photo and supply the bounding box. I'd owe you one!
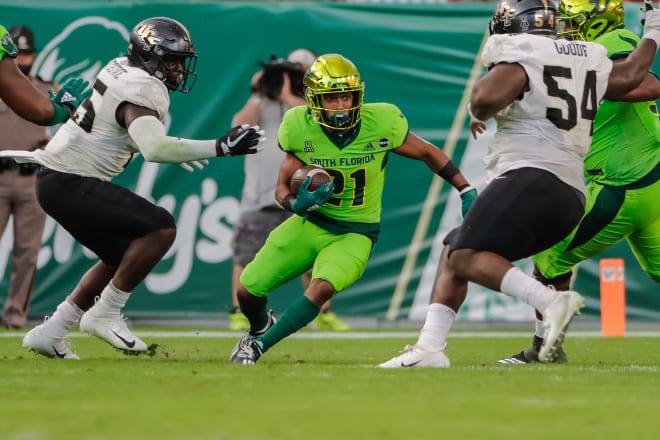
[1,328,658,440]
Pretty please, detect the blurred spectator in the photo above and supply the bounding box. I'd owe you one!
[0,25,52,329]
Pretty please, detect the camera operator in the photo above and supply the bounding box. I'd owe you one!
[228,48,351,332]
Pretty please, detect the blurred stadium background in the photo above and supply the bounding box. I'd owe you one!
[0,0,658,328]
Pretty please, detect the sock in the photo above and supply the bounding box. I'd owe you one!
[94,281,131,313]
[500,267,555,311]
[535,318,545,339]
[258,296,320,352]
[416,303,455,351]
[44,296,84,337]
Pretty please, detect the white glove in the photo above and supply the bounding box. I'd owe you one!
[643,9,660,48]
[180,159,209,172]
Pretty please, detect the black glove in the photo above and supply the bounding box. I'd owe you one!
[216,124,265,156]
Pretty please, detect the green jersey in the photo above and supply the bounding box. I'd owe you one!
[0,25,18,61]
[279,103,409,241]
[584,29,660,186]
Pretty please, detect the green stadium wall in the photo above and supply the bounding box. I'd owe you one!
[0,1,657,322]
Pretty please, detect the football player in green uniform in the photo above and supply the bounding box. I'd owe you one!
[498,0,660,364]
[230,53,478,365]
[0,24,89,125]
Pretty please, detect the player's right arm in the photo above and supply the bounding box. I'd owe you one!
[469,62,527,122]
[0,54,59,125]
[123,103,264,162]
[605,10,660,100]
[610,70,660,102]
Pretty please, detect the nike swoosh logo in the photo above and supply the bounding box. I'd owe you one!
[52,345,66,359]
[401,360,421,367]
[227,130,249,148]
[111,330,136,348]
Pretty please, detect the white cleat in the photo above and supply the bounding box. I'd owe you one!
[23,319,80,360]
[378,344,450,369]
[539,290,584,362]
[80,308,147,353]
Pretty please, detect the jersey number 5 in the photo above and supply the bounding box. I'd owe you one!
[543,66,597,131]
[71,79,107,133]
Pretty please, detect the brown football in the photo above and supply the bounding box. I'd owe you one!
[290,165,332,196]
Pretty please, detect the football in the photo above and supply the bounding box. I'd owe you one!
[290,165,332,196]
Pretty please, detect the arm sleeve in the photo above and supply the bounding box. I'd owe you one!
[127,115,216,163]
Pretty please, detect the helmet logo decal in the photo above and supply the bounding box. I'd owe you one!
[520,16,530,32]
[496,2,515,27]
[135,24,163,50]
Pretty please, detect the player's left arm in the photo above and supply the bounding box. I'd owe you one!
[393,132,477,216]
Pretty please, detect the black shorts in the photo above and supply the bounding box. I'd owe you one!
[36,169,175,266]
[447,167,585,262]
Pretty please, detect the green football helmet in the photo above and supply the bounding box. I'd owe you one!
[558,0,624,41]
[303,54,364,130]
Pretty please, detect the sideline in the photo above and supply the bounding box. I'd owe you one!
[3,330,660,339]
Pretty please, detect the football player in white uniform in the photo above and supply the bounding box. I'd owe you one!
[379,0,660,368]
[17,17,265,359]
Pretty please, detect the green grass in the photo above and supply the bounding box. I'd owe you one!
[1,329,658,440]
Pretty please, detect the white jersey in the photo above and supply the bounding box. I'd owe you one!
[35,57,170,180]
[481,33,612,193]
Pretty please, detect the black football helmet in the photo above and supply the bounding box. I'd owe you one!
[127,17,197,93]
[489,0,558,37]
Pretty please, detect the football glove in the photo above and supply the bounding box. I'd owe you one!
[642,9,660,46]
[459,186,478,218]
[48,78,92,125]
[216,124,266,156]
[291,176,335,219]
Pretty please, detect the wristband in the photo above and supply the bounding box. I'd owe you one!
[459,185,475,195]
[437,160,460,182]
[280,194,295,212]
[467,104,486,124]
[47,102,72,125]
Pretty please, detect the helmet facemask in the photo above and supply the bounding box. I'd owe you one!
[303,54,364,131]
[557,0,624,41]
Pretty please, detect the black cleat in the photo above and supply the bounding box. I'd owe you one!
[497,336,568,365]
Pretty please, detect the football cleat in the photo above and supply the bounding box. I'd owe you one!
[229,309,276,361]
[497,335,568,365]
[79,306,147,353]
[378,344,450,369]
[313,312,351,331]
[228,310,250,332]
[230,340,264,365]
[23,319,80,360]
[539,291,584,362]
